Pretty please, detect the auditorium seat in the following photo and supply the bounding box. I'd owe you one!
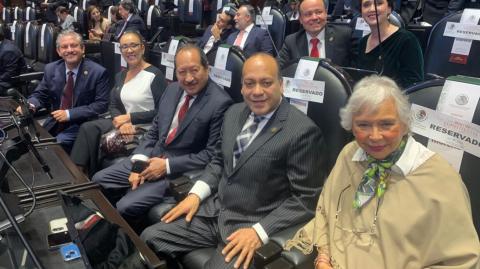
[209,0,230,24]
[255,58,353,269]
[144,5,162,41]
[135,0,150,17]
[424,10,480,78]
[2,7,13,24]
[23,21,40,66]
[257,5,286,57]
[406,78,480,235]
[36,23,60,71]
[206,44,246,103]
[72,6,88,38]
[154,35,192,82]
[177,0,203,36]
[22,6,38,21]
[12,6,22,22]
[11,20,25,53]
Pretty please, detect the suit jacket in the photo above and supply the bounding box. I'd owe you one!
[196,99,326,241]
[0,40,26,94]
[196,25,235,53]
[28,58,110,132]
[226,25,274,58]
[133,79,233,175]
[278,25,353,69]
[115,14,147,40]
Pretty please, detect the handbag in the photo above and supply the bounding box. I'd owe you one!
[99,127,147,157]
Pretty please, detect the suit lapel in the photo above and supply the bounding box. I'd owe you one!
[243,26,256,49]
[73,60,85,106]
[230,100,289,176]
[174,85,209,139]
[299,30,309,57]
[325,25,335,59]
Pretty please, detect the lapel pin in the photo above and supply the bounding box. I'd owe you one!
[329,36,334,42]
[84,70,88,76]
[271,127,278,133]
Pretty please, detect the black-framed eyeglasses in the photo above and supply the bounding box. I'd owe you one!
[119,43,141,51]
[332,184,383,249]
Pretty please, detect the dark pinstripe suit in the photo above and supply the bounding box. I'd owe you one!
[141,99,326,268]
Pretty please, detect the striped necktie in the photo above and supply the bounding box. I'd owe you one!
[233,115,264,165]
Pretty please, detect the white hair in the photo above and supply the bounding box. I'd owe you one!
[339,75,411,131]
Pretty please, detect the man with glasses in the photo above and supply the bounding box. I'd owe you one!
[92,45,232,222]
[17,30,110,152]
[197,8,237,54]
[278,0,352,69]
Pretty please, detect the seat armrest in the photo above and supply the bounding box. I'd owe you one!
[425,73,444,80]
[254,241,283,268]
[169,175,191,188]
[12,72,44,82]
[171,181,193,201]
[264,257,294,269]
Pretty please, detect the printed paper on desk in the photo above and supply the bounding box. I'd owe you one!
[283,77,325,103]
[289,98,309,114]
[161,52,175,68]
[214,46,229,69]
[210,66,232,88]
[411,104,480,161]
[294,59,319,80]
[166,67,174,80]
[437,79,480,122]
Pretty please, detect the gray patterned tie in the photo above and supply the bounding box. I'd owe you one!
[233,116,264,166]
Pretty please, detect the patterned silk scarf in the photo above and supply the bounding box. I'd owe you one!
[353,138,407,209]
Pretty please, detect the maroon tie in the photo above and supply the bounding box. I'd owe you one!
[165,95,192,145]
[310,38,320,58]
[61,71,74,110]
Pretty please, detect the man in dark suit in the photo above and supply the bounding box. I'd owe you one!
[226,4,274,58]
[141,53,326,269]
[197,8,236,54]
[0,30,26,95]
[40,0,68,23]
[278,0,352,69]
[18,30,110,152]
[92,45,233,221]
[114,0,147,40]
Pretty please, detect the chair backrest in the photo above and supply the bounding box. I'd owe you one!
[23,6,37,21]
[206,45,246,103]
[78,0,90,11]
[257,6,286,57]
[282,58,353,171]
[144,5,162,40]
[23,21,39,61]
[424,10,480,78]
[181,0,202,24]
[135,0,149,17]
[37,23,60,64]
[13,6,23,22]
[72,6,88,38]
[12,20,25,52]
[406,78,480,234]
[2,7,12,24]
[209,0,230,23]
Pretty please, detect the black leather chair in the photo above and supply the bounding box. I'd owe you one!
[178,0,203,36]
[23,6,38,21]
[23,21,40,66]
[71,6,88,38]
[424,10,480,78]
[255,58,353,269]
[135,0,149,17]
[206,44,246,103]
[11,20,25,53]
[257,6,286,57]
[144,5,162,41]
[209,0,230,24]
[406,78,480,235]
[78,0,90,11]
[12,6,22,22]
[2,7,13,24]
[36,23,60,71]
[156,35,192,83]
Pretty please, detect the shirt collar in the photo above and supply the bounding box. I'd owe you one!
[127,14,132,22]
[65,62,81,76]
[352,136,435,176]
[306,29,325,43]
[250,97,282,121]
[244,23,254,34]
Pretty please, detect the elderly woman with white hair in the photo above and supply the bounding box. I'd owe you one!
[285,75,480,269]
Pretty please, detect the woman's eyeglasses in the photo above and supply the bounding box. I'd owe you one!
[119,43,141,51]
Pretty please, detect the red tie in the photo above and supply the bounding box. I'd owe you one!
[310,38,320,58]
[61,71,74,110]
[234,30,245,47]
[165,95,192,145]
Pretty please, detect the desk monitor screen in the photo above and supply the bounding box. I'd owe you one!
[58,192,145,269]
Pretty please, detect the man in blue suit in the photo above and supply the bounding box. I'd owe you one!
[226,4,274,58]
[18,30,110,152]
[92,45,233,221]
[0,30,26,95]
[197,8,236,54]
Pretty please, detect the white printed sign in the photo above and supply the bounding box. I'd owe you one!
[209,66,232,87]
[161,52,175,68]
[283,77,325,103]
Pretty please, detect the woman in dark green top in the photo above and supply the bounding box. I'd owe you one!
[355,0,424,88]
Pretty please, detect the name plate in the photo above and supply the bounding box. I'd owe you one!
[209,66,232,88]
[283,77,325,103]
[161,52,175,68]
[411,104,480,159]
[444,22,480,41]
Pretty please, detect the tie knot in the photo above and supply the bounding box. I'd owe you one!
[253,115,264,123]
[310,38,319,46]
[67,71,74,77]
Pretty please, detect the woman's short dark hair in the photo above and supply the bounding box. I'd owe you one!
[358,0,394,13]
[120,0,136,14]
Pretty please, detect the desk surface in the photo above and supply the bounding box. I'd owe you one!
[0,99,166,269]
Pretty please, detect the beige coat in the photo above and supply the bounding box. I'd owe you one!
[285,138,480,269]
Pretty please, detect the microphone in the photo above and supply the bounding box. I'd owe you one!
[254,6,280,57]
